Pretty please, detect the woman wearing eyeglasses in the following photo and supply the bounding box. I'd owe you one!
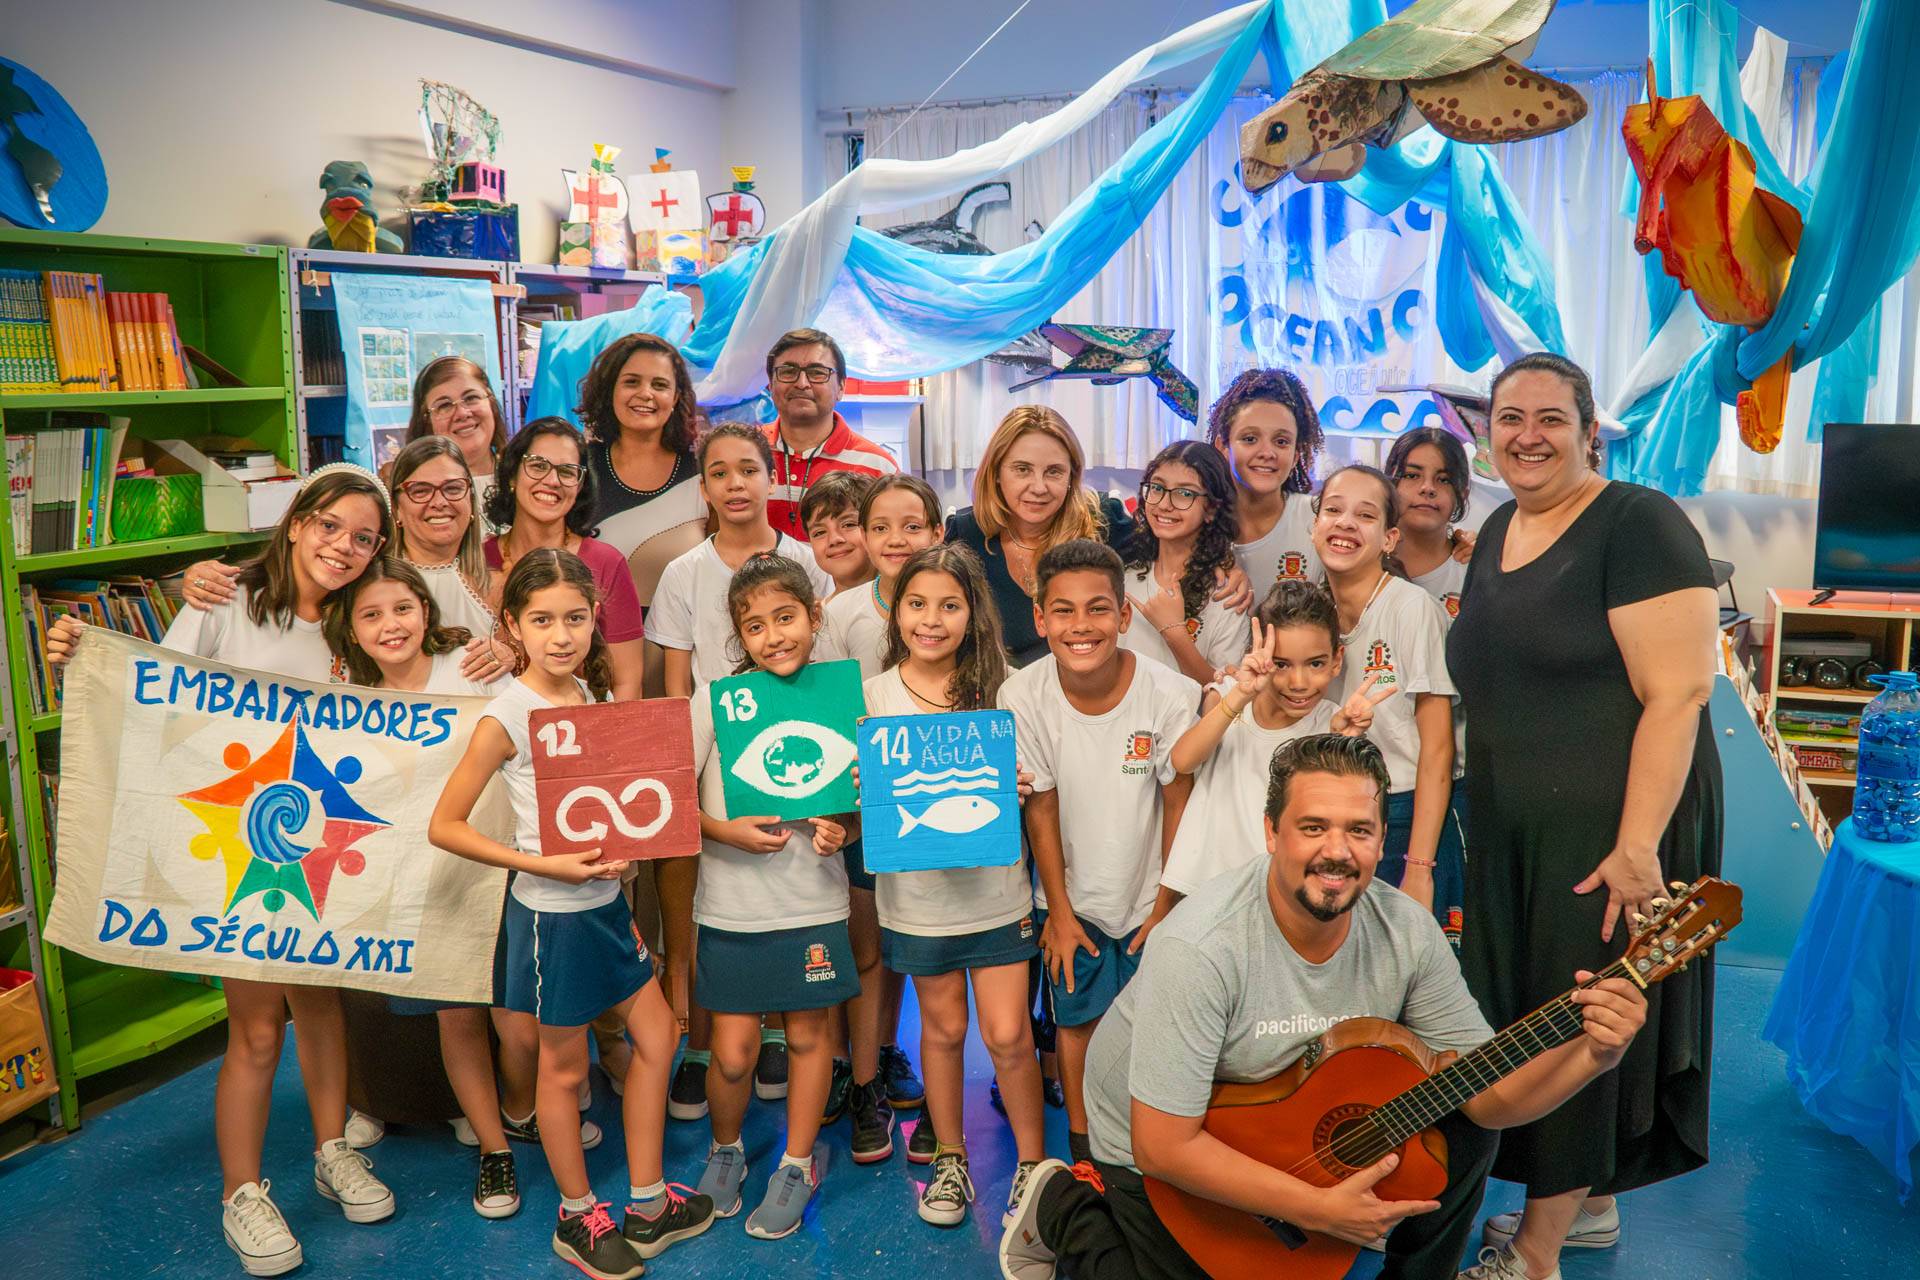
[481,418,646,702]
[1119,442,1251,686]
[405,356,510,511]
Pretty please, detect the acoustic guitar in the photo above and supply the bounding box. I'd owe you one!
[1143,875,1742,1280]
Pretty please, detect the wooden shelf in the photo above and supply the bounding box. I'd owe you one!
[19,528,266,573]
[0,387,287,410]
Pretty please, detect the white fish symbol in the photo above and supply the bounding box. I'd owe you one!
[898,795,1001,838]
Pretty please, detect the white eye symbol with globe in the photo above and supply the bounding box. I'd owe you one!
[731,720,856,799]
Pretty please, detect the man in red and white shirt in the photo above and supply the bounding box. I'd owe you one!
[762,328,898,540]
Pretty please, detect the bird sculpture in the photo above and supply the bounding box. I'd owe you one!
[1622,63,1801,453]
[1239,0,1586,192]
[308,160,404,254]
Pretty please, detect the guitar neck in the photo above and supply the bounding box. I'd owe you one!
[1368,959,1635,1148]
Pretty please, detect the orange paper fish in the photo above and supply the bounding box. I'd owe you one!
[1622,62,1802,453]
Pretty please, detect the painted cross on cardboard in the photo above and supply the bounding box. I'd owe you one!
[711,659,865,822]
[530,699,699,863]
[858,710,1021,873]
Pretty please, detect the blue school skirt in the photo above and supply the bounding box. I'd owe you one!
[501,894,653,1027]
[694,920,860,1014]
[881,915,1038,977]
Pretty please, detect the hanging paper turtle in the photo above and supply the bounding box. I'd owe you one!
[1239,0,1587,192]
[1008,324,1200,423]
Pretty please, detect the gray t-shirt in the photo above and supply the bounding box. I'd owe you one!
[1084,855,1494,1171]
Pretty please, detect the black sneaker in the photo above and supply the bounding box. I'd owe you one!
[907,1116,937,1165]
[754,1037,789,1101]
[552,1202,642,1280]
[1043,1076,1066,1109]
[473,1149,521,1219]
[850,1077,896,1164]
[502,1110,603,1150]
[622,1184,717,1259]
[668,1058,708,1121]
[878,1043,925,1110]
[822,1057,854,1125]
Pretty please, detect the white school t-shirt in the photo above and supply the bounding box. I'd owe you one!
[690,690,851,932]
[1233,497,1321,599]
[161,587,335,681]
[1409,556,1467,626]
[1000,654,1200,937]
[411,559,498,642]
[1161,699,1339,895]
[816,583,891,680]
[1118,564,1251,684]
[647,535,833,688]
[863,668,1036,937]
[482,677,623,914]
[422,649,507,695]
[1334,575,1455,794]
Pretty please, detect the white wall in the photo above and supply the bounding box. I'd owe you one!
[725,0,823,230]
[7,0,737,262]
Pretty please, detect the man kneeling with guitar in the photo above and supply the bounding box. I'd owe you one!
[999,734,1652,1280]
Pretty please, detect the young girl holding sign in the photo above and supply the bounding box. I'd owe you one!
[864,543,1047,1229]
[1311,465,1464,941]
[689,554,856,1240]
[46,464,396,1277]
[430,549,715,1280]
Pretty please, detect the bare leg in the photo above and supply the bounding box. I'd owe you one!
[781,1008,833,1160]
[535,1024,593,1200]
[216,978,288,1196]
[972,963,1046,1163]
[1511,1186,1590,1279]
[846,888,883,1084]
[706,1012,760,1146]
[655,858,698,1030]
[438,1007,508,1151]
[493,1007,539,1120]
[912,972,969,1146]
[283,984,349,1146]
[1056,1018,1099,1138]
[620,978,677,1189]
[880,965,906,1055]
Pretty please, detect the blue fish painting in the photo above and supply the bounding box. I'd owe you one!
[859,711,1022,873]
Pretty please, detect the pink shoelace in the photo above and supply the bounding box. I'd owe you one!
[626,1183,698,1217]
[575,1202,618,1241]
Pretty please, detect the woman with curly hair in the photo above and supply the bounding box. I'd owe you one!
[1120,442,1250,685]
[579,333,708,637]
[1208,367,1326,594]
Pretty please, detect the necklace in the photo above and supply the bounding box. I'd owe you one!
[1338,570,1391,646]
[900,671,955,709]
[872,577,891,614]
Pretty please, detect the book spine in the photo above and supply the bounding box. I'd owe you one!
[131,293,157,390]
[156,296,186,390]
[84,274,117,391]
[106,293,135,391]
[43,273,72,389]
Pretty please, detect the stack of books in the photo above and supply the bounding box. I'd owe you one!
[0,269,193,393]
[4,411,132,554]
[21,574,182,715]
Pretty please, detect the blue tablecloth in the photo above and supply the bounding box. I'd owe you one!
[1763,818,1920,1200]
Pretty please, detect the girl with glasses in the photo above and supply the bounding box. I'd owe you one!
[482,418,647,702]
[1119,442,1250,687]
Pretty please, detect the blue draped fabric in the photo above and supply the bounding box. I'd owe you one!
[1615,0,1920,494]
[525,285,694,428]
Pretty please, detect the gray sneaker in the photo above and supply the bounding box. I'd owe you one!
[1483,1202,1618,1250]
[1002,1159,1041,1229]
[744,1152,823,1240]
[697,1143,749,1218]
[1459,1245,1562,1280]
[999,1158,1069,1280]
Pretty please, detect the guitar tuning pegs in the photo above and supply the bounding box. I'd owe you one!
[1650,897,1671,912]
[1631,914,1649,928]
[1669,880,1688,893]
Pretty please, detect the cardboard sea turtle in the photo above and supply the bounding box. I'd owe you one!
[1239,0,1587,192]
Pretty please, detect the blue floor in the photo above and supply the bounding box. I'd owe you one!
[2,964,1915,1278]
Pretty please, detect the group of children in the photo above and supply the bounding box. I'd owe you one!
[44,351,1486,1280]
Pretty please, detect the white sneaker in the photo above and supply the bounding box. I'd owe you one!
[450,1115,478,1147]
[223,1182,302,1277]
[1459,1244,1561,1280]
[999,1157,1069,1279]
[343,1108,386,1149]
[314,1137,396,1223]
[1483,1201,1619,1250]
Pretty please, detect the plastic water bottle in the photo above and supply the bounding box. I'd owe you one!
[1856,672,1920,843]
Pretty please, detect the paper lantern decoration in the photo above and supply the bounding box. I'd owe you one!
[858,711,1022,873]
[711,660,866,822]
[530,700,699,863]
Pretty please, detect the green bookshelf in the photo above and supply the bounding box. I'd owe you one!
[0,229,297,1132]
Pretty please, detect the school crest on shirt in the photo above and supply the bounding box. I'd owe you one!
[1364,641,1397,686]
[1276,551,1310,582]
[1122,730,1154,776]
[1018,915,1035,940]
[1184,616,1202,640]
[1441,592,1461,620]
[803,941,838,982]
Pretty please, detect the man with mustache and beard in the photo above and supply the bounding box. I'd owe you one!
[1000,735,1649,1280]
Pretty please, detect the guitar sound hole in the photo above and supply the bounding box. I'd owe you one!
[1313,1104,1387,1179]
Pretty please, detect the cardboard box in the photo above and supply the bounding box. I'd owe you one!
[147,439,298,532]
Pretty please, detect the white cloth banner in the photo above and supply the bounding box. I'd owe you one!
[44,630,510,1002]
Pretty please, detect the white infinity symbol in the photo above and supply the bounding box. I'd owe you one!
[555,779,672,842]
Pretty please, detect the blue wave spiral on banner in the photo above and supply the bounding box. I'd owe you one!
[245,782,314,867]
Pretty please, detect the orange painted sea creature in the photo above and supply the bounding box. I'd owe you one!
[1622,62,1802,453]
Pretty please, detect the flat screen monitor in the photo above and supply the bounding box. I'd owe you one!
[1813,423,1920,592]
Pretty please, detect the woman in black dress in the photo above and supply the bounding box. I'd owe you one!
[1448,353,1722,1280]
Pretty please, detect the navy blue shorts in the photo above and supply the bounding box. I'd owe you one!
[843,836,876,893]
[501,894,653,1027]
[694,920,860,1014]
[882,915,1038,977]
[1381,778,1467,949]
[1034,909,1142,1027]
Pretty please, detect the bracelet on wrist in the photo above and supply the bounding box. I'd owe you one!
[1404,856,1437,869]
